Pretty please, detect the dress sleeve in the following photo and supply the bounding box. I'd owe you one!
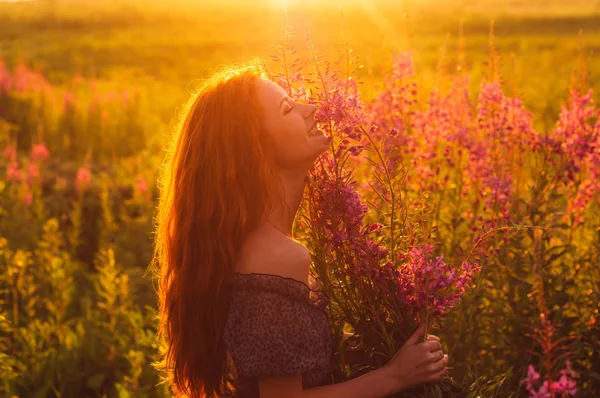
[224,286,330,378]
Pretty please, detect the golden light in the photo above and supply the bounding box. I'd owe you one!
[265,0,401,45]
[270,0,293,7]
[269,0,373,8]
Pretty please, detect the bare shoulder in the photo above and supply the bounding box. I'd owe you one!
[236,223,311,285]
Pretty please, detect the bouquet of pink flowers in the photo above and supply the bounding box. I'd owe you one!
[298,74,480,397]
[267,26,483,396]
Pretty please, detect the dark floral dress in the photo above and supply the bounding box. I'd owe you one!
[220,272,334,397]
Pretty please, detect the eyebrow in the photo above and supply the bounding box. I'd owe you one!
[279,97,289,108]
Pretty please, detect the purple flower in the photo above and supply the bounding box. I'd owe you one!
[31,143,50,162]
[551,375,577,396]
[6,161,21,183]
[530,381,552,398]
[521,365,541,391]
[521,362,577,398]
[75,167,92,193]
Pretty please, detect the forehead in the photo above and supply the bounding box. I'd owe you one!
[254,79,287,106]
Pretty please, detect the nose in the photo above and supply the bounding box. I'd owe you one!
[304,103,317,119]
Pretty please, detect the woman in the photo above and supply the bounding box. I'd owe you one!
[153,62,449,398]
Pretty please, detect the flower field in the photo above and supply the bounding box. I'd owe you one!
[0,0,599,397]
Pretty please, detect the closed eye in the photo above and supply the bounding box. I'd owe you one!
[282,101,294,115]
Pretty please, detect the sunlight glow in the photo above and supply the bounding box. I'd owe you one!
[268,0,401,47]
[270,0,376,7]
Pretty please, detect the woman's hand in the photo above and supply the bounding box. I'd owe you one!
[260,325,446,398]
[382,324,449,393]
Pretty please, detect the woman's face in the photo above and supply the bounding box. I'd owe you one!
[255,78,330,170]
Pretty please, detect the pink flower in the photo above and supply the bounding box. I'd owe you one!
[368,223,384,232]
[521,363,577,397]
[394,245,480,317]
[31,143,50,162]
[135,176,147,194]
[75,167,92,193]
[521,364,541,391]
[6,161,21,183]
[135,176,151,201]
[530,382,551,398]
[3,144,17,162]
[13,62,50,92]
[551,375,577,396]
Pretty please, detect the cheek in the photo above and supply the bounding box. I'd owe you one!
[264,116,312,164]
[267,116,305,144]
[273,132,306,160]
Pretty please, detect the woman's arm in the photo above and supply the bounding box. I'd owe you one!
[259,325,448,398]
[259,366,402,398]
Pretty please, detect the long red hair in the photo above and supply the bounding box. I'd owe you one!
[150,62,284,397]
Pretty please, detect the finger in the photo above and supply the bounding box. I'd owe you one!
[420,340,442,352]
[427,350,445,363]
[427,366,448,383]
[405,324,426,346]
[428,358,447,373]
[417,352,445,369]
[425,334,441,343]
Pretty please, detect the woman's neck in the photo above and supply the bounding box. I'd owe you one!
[267,168,307,237]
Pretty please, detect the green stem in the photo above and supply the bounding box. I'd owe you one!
[360,126,397,260]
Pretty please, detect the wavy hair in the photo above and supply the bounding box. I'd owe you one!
[150,62,285,397]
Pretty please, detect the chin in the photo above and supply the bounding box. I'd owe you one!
[305,148,328,170]
[284,138,331,171]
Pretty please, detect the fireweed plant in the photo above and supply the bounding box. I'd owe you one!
[519,230,579,398]
[265,18,598,398]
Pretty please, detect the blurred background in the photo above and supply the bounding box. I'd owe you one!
[0,0,598,397]
[2,0,599,145]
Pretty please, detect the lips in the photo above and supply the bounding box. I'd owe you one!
[307,122,323,137]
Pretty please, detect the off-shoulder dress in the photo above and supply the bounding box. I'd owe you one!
[221,272,334,397]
